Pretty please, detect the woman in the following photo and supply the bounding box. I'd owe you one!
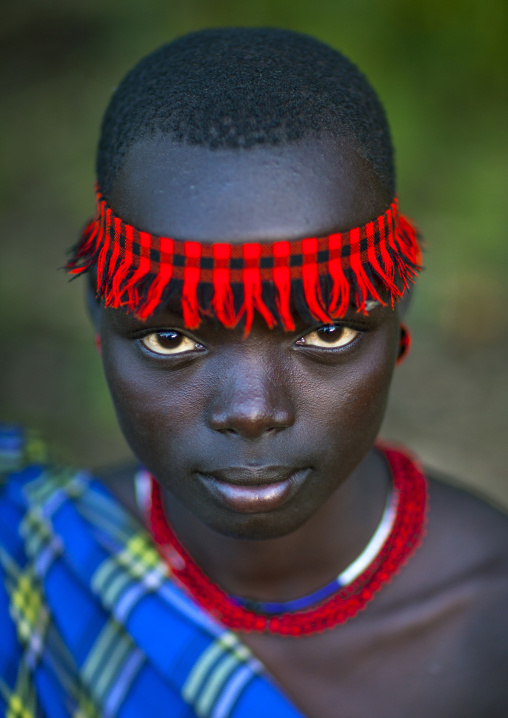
[1,28,507,718]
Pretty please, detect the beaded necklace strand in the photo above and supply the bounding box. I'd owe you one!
[138,445,427,636]
[231,486,398,614]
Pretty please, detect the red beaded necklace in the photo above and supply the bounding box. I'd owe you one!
[147,446,427,636]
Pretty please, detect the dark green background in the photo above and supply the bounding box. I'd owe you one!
[1,0,507,503]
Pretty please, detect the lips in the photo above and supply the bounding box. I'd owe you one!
[196,466,311,513]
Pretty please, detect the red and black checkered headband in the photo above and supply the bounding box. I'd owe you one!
[67,188,422,333]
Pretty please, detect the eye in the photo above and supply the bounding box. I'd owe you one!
[140,331,204,356]
[295,324,360,350]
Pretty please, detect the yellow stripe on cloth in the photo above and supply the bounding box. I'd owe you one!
[6,694,33,718]
[11,571,48,646]
[1,654,37,718]
[183,631,254,715]
[92,532,167,609]
[81,620,135,703]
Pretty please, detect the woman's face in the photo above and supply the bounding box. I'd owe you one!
[99,135,401,540]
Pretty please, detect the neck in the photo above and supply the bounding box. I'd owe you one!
[163,447,390,602]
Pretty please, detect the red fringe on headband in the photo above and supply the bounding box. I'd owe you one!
[67,188,422,331]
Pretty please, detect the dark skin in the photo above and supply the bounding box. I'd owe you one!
[92,135,508,717]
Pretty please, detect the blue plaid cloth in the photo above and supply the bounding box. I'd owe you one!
[0,426,303,718]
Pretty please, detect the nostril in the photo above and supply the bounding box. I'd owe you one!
[207,382,295,439]
[212,419,290,439]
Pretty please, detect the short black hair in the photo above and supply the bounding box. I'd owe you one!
[97,28,395,198]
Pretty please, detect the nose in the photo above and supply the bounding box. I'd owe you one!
[207,356,295,439]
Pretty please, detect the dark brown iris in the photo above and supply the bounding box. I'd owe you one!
[156,331,185,350]
[316,325,344,343]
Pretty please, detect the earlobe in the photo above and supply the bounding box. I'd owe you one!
[396,323,411,366]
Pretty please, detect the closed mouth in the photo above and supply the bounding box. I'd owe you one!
[196,466,311,513]
[197,465,303,486]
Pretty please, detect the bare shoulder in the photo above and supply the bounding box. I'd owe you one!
[391,470,508,708]
[408,468,508,612]
[425,470,508,575]
[392,465,508,606]
[357,469,508,715]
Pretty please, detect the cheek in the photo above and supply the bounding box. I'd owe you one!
[101,341,206,467]
[350,337,396,429]
[344,345,395,425]
[298,332,396,462]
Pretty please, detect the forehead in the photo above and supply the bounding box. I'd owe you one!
[108,134,390,243]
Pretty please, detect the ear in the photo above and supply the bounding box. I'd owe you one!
[395,287,414,366]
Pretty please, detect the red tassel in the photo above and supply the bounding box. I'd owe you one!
[96,207,113,291]
[181,242,201,329]
[386,205,400,255]
[377,214,396,289]
[109,223,134,306]
[348,228,381,313]
[365,220,399,305]
[138,237,174,319]
[272,242,295,331]
[327,232,350,317]
[103,216,122,304]
[212,244,236,328]
[121,229,152,308]
[67,219,98,274]
[389,216,415,289]
[239,244,275,336]
[398,214,422,267]
[69,189,423,330]
[301,238,331,323]
[68,193,105,272]
[385,205,409,286]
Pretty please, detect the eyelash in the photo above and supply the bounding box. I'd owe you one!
[294,324,363,352]
[136,329,205,357]
[135,322,364,359]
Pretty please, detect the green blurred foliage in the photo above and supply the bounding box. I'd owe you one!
[0,0,507,470]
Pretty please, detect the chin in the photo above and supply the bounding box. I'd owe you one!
[201,507,310,542]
